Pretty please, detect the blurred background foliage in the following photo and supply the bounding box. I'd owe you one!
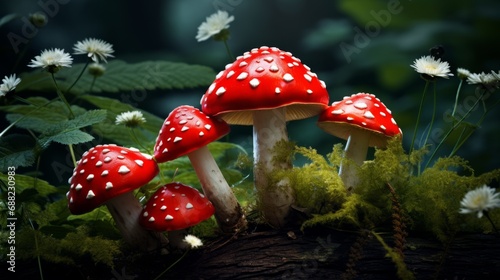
[1,0,499,181]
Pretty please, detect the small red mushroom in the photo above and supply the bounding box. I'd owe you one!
[67,144,167,250]
[153,105,246,233]
[200,46,329,228]
[317,93,402,190]
[140,182,215,249]
[139,182,215,232]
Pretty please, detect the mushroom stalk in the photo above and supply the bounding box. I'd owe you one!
[106,192,168,251]
[339,130,369,191]
[188,146,247,233]
[252,108,294,228]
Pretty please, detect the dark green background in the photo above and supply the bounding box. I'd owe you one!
[1,0,499,177]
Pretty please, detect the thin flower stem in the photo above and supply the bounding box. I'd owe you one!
[451,79,464,118]
[68,143,77,167]
[153,249,190,280]
[449,126,468,156]
[29,219,44,280]
[223,39,234,61]
[89,76,97,92]
[65,60,90,94]
[425,90,485,168]
[0,99,57,138]
[128,128,151,154]
[422,81,437,148]
[449,98,500,157]
[484,211,499,234]
[51,73,74,118]
[409,81,429,153]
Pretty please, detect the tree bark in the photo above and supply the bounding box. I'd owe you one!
[163,229,500,279]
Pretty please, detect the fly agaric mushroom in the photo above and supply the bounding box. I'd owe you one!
[67,144,167,250]
[140,182,215,231]
[317,93,402,190]
[153,105,246,233]
[200,46,329,228]
[140,182,215,249]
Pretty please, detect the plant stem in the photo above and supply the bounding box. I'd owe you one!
[484,211,499,233]
[422,81,437,148]
[68,143,77,167]
[128,128,151,154]
[409,81,429,154]
[0,99,56,138]
[449,98,500,157]
[65,60,90,94]
[451,79,464,118]
[425,90,485,168]
[29,219,44,280]
[89,76,97,92]
[51,73,74,118]
[154,249,190,280]
[223,39,234,61]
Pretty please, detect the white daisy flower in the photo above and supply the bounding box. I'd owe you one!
[467,71,500,91]
[0,74,21,96]
[459,185,500,218]
[28,48,73,72]
[115,111,146,127]
[196,10,234,42]
[183,234,203,249]
[456,68,471,80]
[73,38,115,63]
[411,55,453,79]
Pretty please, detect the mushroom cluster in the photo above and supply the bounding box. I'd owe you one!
[153,105,246,233]
[200,46,329,227]
[67,144,167,250]
[66,46,403,252]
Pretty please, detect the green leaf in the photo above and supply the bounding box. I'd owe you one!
[40,129,94,145]
[0,134,37,170]
[18,60,216,94]
[37,109,107,146]
[0,173,58,196]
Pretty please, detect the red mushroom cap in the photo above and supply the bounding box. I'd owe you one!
[317,93,402,148]
[153,105,230,163]
[200,46,329,125]
[139,182,215,231]
[67,144,159,215]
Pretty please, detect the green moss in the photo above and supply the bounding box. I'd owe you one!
[17,225,120,267]
[275,138,500,241]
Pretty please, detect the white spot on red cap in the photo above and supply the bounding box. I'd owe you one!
[86,190,95,199]
[173,137,182,143]
[354,102,368,109]
[165,215,174,220]
[364,111,375,119]
[237,72,248,80]
[118,165,130,174]
[283,73,294,82]
[216,87,226,96]
[249,78,260,88]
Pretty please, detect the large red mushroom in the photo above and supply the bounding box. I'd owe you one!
[154,105,246,233]
[200,46,329,227]
[67,144,167,250]
[317,93,402,190]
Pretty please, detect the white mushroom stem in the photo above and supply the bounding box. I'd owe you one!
[106,192,168,251]
[188,146,247,233]
[339,129,370,191]
[252,108,294,228]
